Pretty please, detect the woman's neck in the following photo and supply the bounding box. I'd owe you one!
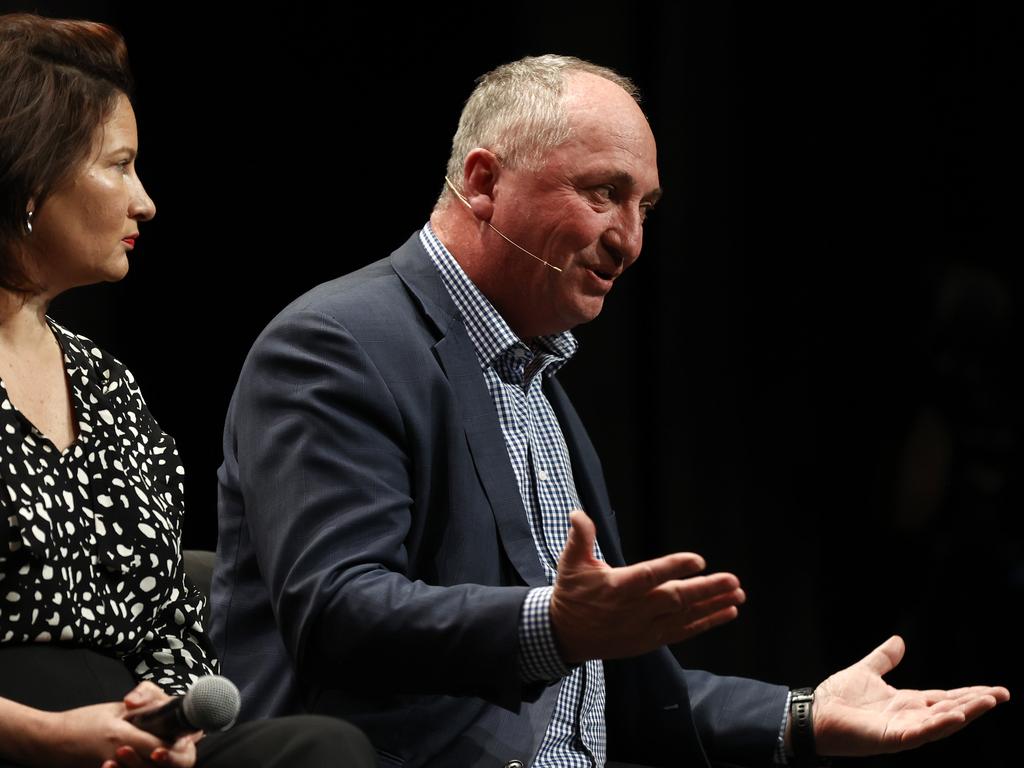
[0,289,52,351]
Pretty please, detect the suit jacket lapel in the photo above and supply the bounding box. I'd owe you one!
[391,234,548,587]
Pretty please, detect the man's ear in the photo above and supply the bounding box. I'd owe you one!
[462,148,501,222]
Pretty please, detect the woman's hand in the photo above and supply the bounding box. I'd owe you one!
[97,681,200,768]
[0,682,198,768]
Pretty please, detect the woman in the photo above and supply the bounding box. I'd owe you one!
[0,14,375,768]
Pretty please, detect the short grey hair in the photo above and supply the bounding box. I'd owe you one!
[437,54,640,208]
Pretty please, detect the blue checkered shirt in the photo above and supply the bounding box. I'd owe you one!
[423,224,791,765]
[422,224,607,767]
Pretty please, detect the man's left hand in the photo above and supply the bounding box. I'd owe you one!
[811,635,1010,756]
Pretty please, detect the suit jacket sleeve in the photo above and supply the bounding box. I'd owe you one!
[605,648,789,767]
[228,305,535,709]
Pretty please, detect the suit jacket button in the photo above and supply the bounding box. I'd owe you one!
[503,762,524,768]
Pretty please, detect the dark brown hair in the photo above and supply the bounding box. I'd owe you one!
[0,13,133,291]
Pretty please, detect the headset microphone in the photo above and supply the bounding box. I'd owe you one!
[444,176,563,273]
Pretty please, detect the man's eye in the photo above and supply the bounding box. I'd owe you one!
[590,185,615,202]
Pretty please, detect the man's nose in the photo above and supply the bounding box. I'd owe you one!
[603,206,644,267]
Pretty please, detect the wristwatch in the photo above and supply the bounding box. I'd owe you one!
[790,687,817,767]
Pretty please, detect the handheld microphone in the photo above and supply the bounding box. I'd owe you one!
[444,176,563,273]
[127,675,240,741]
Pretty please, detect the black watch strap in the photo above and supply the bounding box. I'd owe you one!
[790,687,817,767]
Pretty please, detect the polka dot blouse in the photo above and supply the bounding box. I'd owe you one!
[0,319,215,695]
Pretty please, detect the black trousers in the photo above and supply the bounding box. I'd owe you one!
[0,645,376,767]
[196,715,375,767]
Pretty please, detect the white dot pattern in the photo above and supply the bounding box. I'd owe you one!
[0,319,216,695]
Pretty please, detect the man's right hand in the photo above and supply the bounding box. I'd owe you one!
[550,510,745,665]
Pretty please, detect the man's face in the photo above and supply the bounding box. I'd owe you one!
[488,73,661,338]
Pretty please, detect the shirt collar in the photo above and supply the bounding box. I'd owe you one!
[420,223,577,378]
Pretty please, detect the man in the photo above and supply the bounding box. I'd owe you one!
[211,56,1008,767]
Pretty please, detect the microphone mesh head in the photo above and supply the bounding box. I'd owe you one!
[181,675,241,732]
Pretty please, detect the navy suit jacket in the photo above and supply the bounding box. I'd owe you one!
[211,232,788,767]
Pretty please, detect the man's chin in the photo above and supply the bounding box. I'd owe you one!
[557,299,606,333]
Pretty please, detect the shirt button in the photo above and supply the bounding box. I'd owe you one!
[538,469,549,481]
[503,761,524,768]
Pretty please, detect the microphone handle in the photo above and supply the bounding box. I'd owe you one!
[127,696,197,741]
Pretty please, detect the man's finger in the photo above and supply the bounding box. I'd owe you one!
[559,510,601,571]
[658,605,740,645]
[857,635,905,676]
[610,552,708,596]
[958,694,1001,723]
[915,688,962,705]
[679,587,746,619]
[946,685,1011,703]
[886,693,1001,753]
[648,573,742,613]
[895,709,968,751]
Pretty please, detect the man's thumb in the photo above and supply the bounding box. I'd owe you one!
[561,509,597,568]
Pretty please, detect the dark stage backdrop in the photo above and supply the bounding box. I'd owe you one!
[9,2,1021,765]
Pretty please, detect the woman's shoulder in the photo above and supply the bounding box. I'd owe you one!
[46,317,141,394]
[44,317,179,467]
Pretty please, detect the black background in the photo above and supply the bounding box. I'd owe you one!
[6,1,1021,765]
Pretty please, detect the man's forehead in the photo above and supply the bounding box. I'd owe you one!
[561,74,653,148]
[563,71,641,113]
[555,74,660,193]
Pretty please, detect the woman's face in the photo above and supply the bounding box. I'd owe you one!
[26,93,156,293]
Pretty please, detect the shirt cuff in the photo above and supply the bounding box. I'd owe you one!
[517,586,571,683]
[775,690,793,764]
